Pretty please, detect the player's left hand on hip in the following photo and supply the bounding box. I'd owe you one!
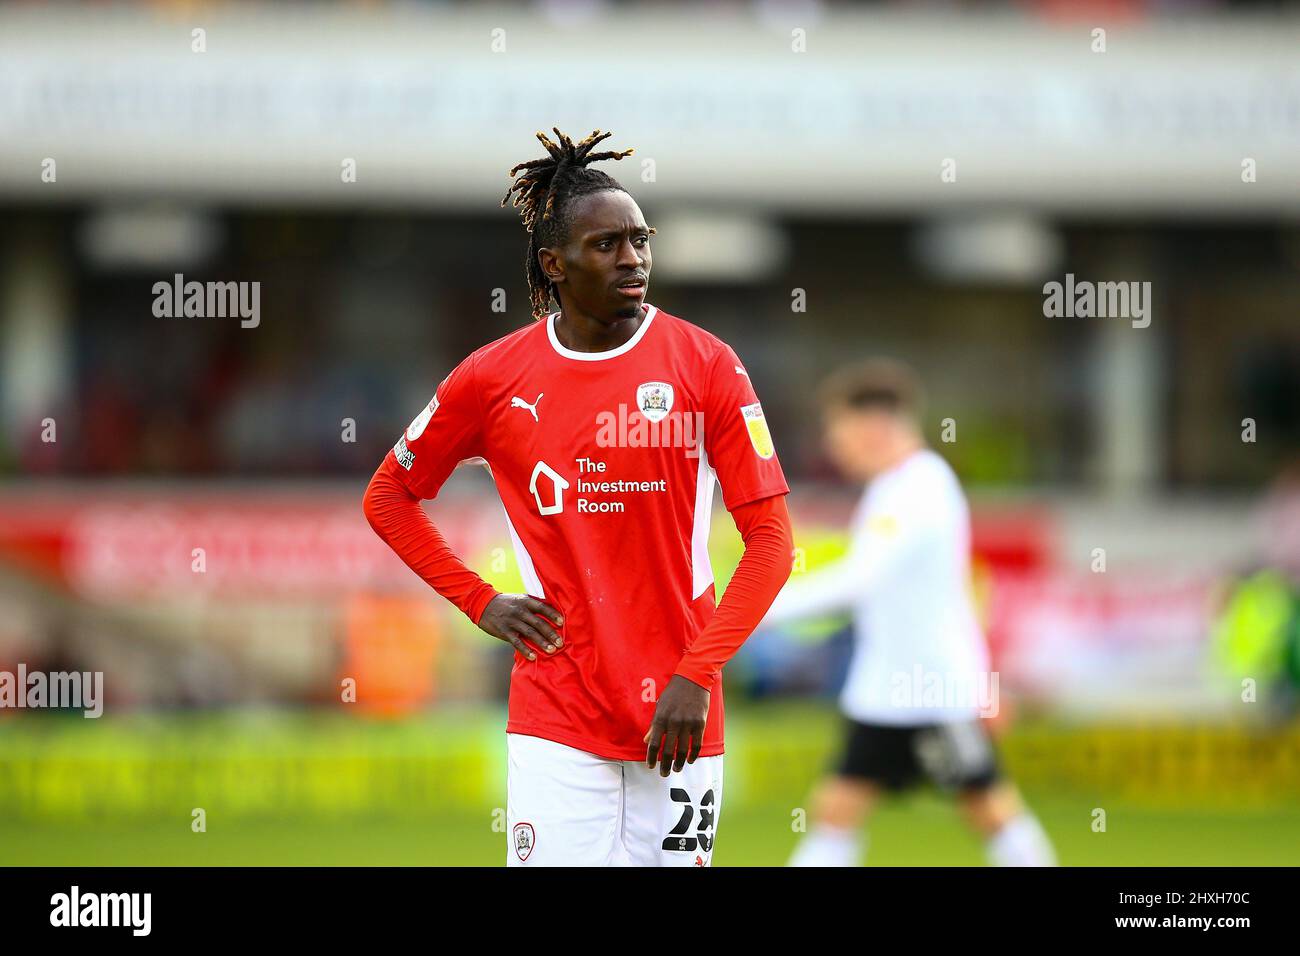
[643,675,710,777]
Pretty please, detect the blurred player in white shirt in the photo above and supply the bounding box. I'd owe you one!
[766,359,1055,867]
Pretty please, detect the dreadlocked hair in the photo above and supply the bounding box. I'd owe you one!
[501,127,653,321]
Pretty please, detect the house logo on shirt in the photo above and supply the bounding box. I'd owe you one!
[529,460,570,515]
[636,381,674,423]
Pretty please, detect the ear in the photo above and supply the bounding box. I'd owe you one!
[537,246,564,286]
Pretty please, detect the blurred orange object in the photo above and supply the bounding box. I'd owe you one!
[339,594,441,716]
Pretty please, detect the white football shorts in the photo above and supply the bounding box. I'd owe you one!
[505,732,723,867]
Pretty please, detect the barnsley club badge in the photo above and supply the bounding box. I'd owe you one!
[513,822,535,862]
[740,402,775,459]
[636,381,674,423]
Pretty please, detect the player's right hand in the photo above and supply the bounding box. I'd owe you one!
[477,594,564,661]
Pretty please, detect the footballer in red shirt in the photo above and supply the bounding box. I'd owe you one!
[364,128,794,866]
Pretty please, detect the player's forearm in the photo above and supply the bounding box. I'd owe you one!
[362,463,500,625]
[674,494,794,688]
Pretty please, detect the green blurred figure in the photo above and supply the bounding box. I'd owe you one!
[1213,460,1300,718]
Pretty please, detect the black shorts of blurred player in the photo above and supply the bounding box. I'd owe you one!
[789,716,1047,864]
[837,719,1002,794]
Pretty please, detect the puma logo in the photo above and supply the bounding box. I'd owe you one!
[511,392,543,422]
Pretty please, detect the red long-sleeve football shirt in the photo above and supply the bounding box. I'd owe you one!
[364,303,793,759]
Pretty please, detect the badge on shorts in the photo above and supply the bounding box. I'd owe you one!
[513,822,536,862]
[740,402,774,459]
[636,381,674,423]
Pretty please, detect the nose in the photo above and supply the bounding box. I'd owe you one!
[617,237,644,271]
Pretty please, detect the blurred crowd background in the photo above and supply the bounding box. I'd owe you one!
[0,1,1296,863]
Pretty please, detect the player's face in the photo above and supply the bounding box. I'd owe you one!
[824,407,895,481]
[551,189,652,323]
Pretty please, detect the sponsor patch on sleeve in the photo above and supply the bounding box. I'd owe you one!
[405,394,439,442]
[740,402,775,459]
[393,436,416,471]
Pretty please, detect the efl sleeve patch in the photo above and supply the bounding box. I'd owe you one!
[388,356,485,500]
[704,342,789,511]
[740,402,775,459]
[405,394,440,442]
